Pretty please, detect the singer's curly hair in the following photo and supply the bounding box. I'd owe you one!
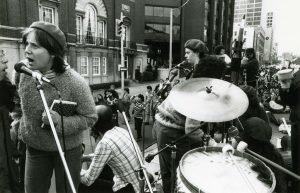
[192,55,226,79]
[22,28,66,74]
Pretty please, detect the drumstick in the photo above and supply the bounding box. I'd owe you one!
[281,118,291,136]
[223,145,258,193]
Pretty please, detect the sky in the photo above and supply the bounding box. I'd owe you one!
[272,0,300,56]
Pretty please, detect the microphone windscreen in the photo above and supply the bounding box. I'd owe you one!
[14,62,25,72]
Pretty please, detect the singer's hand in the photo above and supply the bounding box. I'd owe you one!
[42,110,60,127]
[32,71,44,84]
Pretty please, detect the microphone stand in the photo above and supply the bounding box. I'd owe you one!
[34,81,76,193]
[120,111,154,193]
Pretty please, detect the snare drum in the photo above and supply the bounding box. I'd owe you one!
[177,146,276,193]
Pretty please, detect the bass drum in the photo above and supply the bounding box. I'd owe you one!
[176,146,276,193]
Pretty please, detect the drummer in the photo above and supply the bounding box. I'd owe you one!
[152,39,226,193]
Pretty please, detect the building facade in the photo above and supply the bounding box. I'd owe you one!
[233,23,265,62]
[144,0,235,67]
[234,0,263,26]
[0,0,148,85]
[233,0,277,64]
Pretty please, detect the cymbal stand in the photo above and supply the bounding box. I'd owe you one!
[120,111,154,193]
[204,123,213,146]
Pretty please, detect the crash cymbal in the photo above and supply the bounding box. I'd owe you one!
[168,78,249,122]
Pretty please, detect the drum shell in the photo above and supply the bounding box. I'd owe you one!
[177,146,276,193]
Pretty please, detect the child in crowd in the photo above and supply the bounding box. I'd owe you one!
[132,94,145,141]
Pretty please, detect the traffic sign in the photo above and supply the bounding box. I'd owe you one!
[120,67,127,71]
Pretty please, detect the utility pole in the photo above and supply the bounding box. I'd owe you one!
[169,8,173,70]
[118,12,125,90]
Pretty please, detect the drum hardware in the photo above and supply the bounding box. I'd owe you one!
[223,145,258,193]
[177,146,276,193]
[120,111,154,193]
[243,69,247,86]
[145,122,206,193]
[168,78,249,122]
[238,141,300,181]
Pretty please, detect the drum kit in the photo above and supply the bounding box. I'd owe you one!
[166,78,276,193]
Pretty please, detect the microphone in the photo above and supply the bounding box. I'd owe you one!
[168,70,178,82]
[14,62,51,83]
[173,60,187,69]
[145,153,155,163]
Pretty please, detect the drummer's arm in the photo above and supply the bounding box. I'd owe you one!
[185,118,205,147]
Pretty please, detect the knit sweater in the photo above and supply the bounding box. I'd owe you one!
[155,97,204,144]
[15,68,97,151]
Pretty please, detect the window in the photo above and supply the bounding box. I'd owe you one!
[80,57,88,76]
[145,6,154,16]
[84,4,97,44]
[153,7,163,17]
[102,57,107,75]
[76,15,83,43]
[40,5,55,24]
[92,57,100,75]
[97,21,105,45]
[163,8,171,17]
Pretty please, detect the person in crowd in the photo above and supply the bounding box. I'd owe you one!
[238,85,269,126]
[11,21,97,193]
[132,94,145,141]
[153,39,225,193]
[241,48,259,88]
[121,88,131,120]
[241,117,287,193]
[110,84,119,99]
[0,49,22,193]
[230,50,242,85]
[135,66,141,83]
[94,93,105,105]
[105,89,119,126]
[278,68,300,192]
[81,105,141,193]
[144,85,154,125]
[154,79,165,93]
[214,45,231,64]
[280,135,292,171]
[214,45,231,82]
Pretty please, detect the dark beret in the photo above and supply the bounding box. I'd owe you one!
[184,39,208,54]
[30,21,66,51]
[242,117,272,142]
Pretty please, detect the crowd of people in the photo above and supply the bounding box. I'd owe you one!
[1,21,299,193]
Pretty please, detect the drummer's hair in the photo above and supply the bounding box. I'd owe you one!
[192,55,226,79]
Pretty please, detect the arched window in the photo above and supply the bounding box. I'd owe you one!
[76,0,108,45]
[84,4,97,44]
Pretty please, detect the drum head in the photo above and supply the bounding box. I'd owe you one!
[178,146,276,193]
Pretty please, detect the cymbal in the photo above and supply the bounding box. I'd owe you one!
[168,78,249,122]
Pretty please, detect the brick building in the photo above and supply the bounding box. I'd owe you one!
[0,0,148,86]
[1,0,235,84]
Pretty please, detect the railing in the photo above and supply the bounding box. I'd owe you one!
[76,35,108,47]
[108,39,137,50]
